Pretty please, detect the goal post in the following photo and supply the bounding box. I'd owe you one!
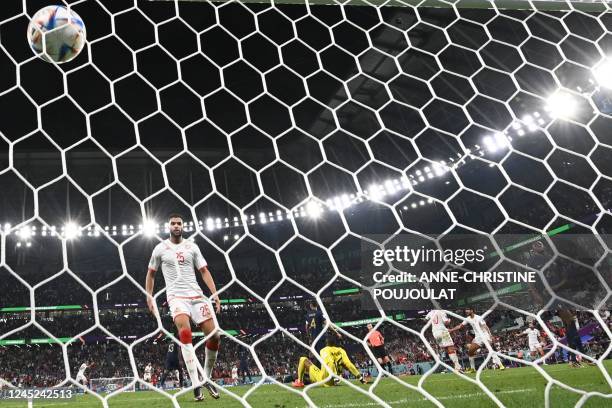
[89,378,136,394]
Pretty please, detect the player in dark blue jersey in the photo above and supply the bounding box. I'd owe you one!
[238,350,252,384]
[305,301,326,354]
[159,339,184,389]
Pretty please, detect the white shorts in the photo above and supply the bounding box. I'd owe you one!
[76,373,87,383]
[232,373,238,380]
[433,330,454,348]
[143,373,152,381]
[529,342,542,352]
[472,334,491,347]
[169,297,213,325]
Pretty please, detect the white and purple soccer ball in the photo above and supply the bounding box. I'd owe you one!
[27,5,86,64]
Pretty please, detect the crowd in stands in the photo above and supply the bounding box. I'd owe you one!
[1,301,609,388]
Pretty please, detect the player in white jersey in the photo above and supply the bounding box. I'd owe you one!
[518,322,546,363]
[425,310,462,371]
[75,362,91,386]
[231,365,239,386]
[449,308,505,373]
[143,363,153,382]
[146,213,221,401]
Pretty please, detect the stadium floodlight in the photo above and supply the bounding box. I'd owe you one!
[205,218,214,231]
[19,226,31,240]
[433,164,445,176]
[306,200,322,218]
[384,179,396,194]
[368,184,382,201]
[545,91,577,119]
[494,132,509,148]
[593,59,612,89]
[64,223,78,240]
[483,136,498,152]
[143,219,157,237]
[522,114,536,132]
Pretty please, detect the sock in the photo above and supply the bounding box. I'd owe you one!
[178,329,200,387]
[298,357,307,382]
[159,370,167,387]
[204,339,219,381]
[181,343,200,387]
[178,369,184,387]
[492,354,503,367]
[386,361,393,374]
[449,352,460,368]
[469,356,476,370]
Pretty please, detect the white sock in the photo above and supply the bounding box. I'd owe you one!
[180,343,200,387]
[204,346,218,381]
[492,354,503,367]
[449,353,460,368]
[469,356,476,370]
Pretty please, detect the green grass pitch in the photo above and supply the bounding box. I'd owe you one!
[6,361,611,407]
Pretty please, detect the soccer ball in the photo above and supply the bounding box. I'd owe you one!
[27,5,86,64]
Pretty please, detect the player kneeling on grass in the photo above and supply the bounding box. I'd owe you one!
[292,335,367,388]
[449,308,505,373]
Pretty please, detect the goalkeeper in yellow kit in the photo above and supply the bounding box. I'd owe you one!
[292,334,368,387]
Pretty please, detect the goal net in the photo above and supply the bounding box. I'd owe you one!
[0,0,611,407]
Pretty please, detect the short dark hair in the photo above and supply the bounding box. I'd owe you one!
[168,213,184,222]
[325,333,338,347]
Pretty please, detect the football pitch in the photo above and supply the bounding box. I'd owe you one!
[6,361,611,408]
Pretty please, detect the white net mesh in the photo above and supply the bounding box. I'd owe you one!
[0,0,611,407]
